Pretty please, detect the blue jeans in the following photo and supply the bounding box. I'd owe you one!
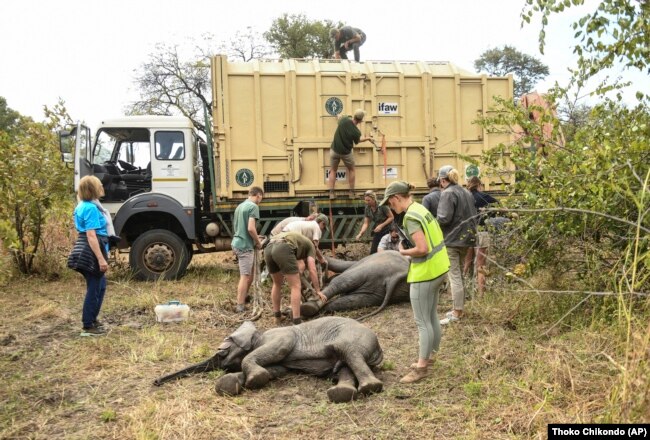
[82,271,107,328]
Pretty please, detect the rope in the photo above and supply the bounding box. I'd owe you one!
[243,246,267,322]
[381,134,387,186]
[328,200,335,254]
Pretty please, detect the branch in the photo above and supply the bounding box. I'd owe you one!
[484,207,650,235]
[505,289,649,298]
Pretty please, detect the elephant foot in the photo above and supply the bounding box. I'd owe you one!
[215,372,244,396]
[327,383,358,403]
[245,368,272,389]
[300,299,323,317]
[358,377,383,395]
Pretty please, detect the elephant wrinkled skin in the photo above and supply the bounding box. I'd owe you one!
[301,250,410,318]
[153,317,384,403]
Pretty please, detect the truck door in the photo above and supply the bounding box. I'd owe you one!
[59,122,92,191]
[150,130,193,207]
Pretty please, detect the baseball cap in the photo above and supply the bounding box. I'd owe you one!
[438,165,453,179]
[378,181,411,206]
[315,213,329,229]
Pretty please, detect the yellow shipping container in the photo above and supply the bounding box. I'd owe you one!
[211,55,513,200]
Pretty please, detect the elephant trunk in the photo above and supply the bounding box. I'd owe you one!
[153,354,222,386]
[325,256,357,273]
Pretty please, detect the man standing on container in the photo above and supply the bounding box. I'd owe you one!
[327,109,373,199]
[330,26,366,62]
[232,186,264,313]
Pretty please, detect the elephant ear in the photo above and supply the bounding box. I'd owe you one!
[228,321,259,351]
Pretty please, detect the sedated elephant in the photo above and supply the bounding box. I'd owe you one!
[153,316,384,403]
[300,250,410,319]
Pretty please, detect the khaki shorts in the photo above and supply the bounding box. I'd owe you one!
[264,241,299,275]
[330,150,355,168]
[233,248,255,276]
[476,230,491,248]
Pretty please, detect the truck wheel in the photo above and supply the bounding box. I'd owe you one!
[130,229,189,281]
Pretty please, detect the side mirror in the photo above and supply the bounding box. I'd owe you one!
[58,127,76,163]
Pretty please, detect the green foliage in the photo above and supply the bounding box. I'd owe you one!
[101,409,117,423]
[264,14,343,59]
[0,97,20,133]
[523,0,650,90]
[478,94,649,293]
[474,45,550,98]
[0,99,71,275]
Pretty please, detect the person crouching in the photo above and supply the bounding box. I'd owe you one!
[265,232,327,325]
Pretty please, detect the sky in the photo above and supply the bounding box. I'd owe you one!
[0,0,644,129]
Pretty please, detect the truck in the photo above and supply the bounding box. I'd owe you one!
[59,55,513,280]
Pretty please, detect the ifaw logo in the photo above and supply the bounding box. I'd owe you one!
[378,102,398,115]
[325,169,347,181]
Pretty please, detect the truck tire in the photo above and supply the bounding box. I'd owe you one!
[130,229,189,281]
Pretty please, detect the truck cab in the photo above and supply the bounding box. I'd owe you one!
[60,116,202,280]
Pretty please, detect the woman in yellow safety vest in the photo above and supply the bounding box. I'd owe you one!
[379,181,450,384]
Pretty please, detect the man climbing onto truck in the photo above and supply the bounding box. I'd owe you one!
[330,26,366,62]
[327,109,373,199]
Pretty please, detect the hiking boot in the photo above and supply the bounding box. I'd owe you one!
[235,304,246,313]
[80,326,107,336]
[92,320,105,329]
[329,190,336,200]
[348,190,356,199]
[399,367,430,384]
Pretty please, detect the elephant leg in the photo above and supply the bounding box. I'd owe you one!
[327,367,358,403]
[215,372,245,396]
[321,293,382,313]
[340,350,383,395]
[265,365,290,379]
[241,340,295,389]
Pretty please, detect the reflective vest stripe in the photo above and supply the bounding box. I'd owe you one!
[405,209,446,263]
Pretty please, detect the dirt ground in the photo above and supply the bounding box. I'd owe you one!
[0,251,635,439]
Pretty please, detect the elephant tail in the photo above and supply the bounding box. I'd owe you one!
[357,274,405,322]
[153,355,222,386]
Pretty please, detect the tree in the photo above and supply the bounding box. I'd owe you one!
[129,31,273,135]
[475,1,650,298]
[264,14,343,59]
[474,45,550,98]
[0,98,71,274]
[128,42,211,135]
[0,97,20,133]
[523,0,650,91]
[217,27,273,61]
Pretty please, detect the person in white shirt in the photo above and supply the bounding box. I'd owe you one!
[377,225,400,252]
[270,213,317,236]
[282,214,329,264]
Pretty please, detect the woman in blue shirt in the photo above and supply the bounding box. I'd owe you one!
[71,176,109,335]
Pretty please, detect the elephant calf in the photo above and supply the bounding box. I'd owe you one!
[154,316,384,403]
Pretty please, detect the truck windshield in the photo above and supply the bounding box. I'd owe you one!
[94,128,151,171]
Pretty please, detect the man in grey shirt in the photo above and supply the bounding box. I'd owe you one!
[330,26,366,62]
